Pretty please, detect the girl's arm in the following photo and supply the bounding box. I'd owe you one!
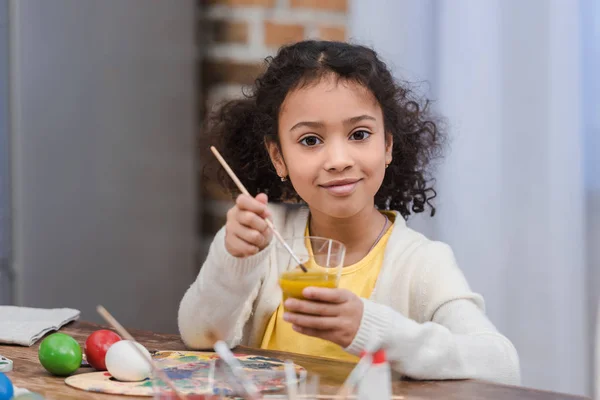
[345,242,521,385]
[177,226,272,349]
[347,298,520,384]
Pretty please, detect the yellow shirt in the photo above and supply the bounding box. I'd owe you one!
[260,211,395,362]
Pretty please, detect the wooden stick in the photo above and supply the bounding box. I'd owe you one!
[210,146,308,272]
[96,306,187,400]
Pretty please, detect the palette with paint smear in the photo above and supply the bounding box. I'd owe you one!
[64,350,305,397]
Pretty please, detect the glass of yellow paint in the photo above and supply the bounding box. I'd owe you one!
[277,236,346,304]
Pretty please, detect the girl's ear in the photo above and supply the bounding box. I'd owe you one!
[264,137,288,179]
[385,132,393,166]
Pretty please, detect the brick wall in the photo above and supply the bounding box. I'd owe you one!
[198,0,349,260]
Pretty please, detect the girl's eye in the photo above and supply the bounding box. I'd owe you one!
[299,136,323,147]
[350,130,371,141]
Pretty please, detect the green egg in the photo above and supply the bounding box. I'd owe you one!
[38,333,82,376]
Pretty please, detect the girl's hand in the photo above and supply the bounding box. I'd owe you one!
[283,288,364,348]
[225,193,272,257]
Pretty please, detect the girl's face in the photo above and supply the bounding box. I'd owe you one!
[268,75,393,219]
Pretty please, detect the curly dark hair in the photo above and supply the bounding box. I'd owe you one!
[204,40,445,219]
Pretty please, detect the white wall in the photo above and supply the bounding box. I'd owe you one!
[9,0,198,333]
[0,0,12,304]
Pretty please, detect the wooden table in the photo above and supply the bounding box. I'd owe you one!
[0,321,589,400]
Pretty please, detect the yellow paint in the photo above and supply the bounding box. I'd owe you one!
[278,269,338,303]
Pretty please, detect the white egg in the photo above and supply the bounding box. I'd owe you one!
[105,340,152,382]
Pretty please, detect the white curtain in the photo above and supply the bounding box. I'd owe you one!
[582,0,600,398]
[350,0,595,396]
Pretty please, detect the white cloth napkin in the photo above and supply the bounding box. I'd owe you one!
[0,306,80,346]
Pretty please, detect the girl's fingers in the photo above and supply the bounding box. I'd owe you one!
[255,192,268,205]
[226,234,259,257]
[255,193,271,219]
[284,298,340,316]
[237,210,268,232]
[224,193,271,257]
[302,288,349,304]
[234,225,268,248]
[236,194,269,216]
[283,312,338,330]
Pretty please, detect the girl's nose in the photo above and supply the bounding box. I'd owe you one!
[323,141,355,172]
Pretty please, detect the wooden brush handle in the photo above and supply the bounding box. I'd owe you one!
[96,306,187,400]
[210,146,307,272]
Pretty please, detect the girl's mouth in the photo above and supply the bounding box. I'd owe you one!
[319,178,361,196]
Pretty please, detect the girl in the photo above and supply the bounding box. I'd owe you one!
[178,40,520,384]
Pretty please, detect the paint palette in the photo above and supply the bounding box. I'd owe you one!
[64,351,305,397]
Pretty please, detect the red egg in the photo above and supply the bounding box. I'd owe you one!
[84,330,122,371]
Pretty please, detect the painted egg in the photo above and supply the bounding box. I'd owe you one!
[38,333,82,376]
[105,340,152,382]
[0,372,13,400]
[84,329,122,371]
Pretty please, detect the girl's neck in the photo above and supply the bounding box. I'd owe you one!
[308,205,388,266]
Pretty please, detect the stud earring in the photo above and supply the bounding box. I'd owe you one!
[385,164,389,169]
[280,176,287,182]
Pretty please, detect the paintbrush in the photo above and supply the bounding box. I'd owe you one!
[210,146,308,273]
[284,360,298,400]
[206,330,262,400]
[96,305,187,400]
[335,355,372,399]
[335,338,382,398]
